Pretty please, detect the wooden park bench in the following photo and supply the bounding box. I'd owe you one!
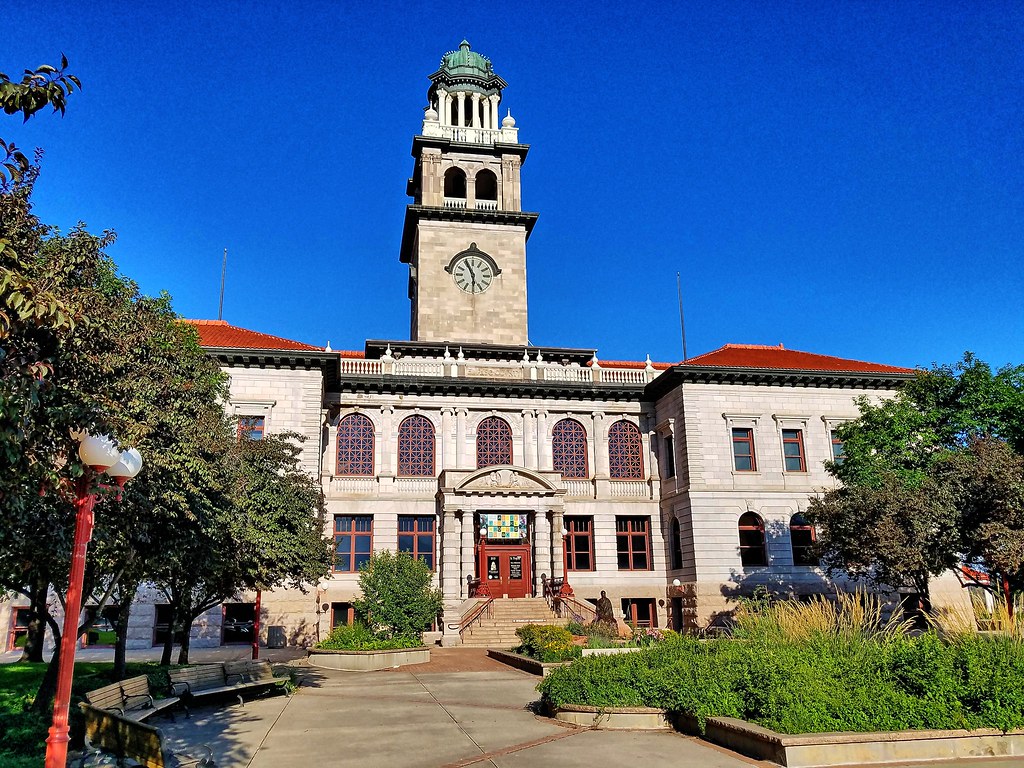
[78,703,214,768]
[168,661,287,709]
[85,675,180,721]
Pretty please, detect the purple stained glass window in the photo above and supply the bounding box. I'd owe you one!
[337,413,374,476]
[608,420,644,480]
[398,415,435,477]
[552,419,589,479]
[476,416,513,468]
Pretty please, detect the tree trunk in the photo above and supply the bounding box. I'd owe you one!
[30,645,62,714]
[177,626,192,665]
[113,599,133,679]
[160,602,177,666]
[20,576,50,663]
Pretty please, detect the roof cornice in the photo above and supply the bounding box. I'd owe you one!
[334,374,645,401]
[400,205,539,263]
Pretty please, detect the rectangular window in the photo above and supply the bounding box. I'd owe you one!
[565,516,594,571]
[8,607,31,651]
[621,598,657,628]
[331,602,354,629]
[334,515,373,572]
[782,429,806,472]
[152,604,186,647]
[830,430,845,464]
[238,415,265,441]
[732,428,756,471]
[222,603,256,645]
[616,516,652,571]
[663,436,675,478]
[398,515,435,570]
[84,604,119,647]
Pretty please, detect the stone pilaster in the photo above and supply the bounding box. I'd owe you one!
[551,509,565,583]
[456,408,468,469]
[440,408,455,470]
[534,512,551,595]
[523,409,536,469]
[440,509,462,646]
[460,510,475,598]
[537,410,549,470]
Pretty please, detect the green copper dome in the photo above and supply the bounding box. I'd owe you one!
[429,40,507,95]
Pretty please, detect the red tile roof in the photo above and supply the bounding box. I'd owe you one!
[183,320,323,352]
[680,344,914,374]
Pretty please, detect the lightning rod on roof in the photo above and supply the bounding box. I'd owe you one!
[218,248,227,321]
[677,271,688,361]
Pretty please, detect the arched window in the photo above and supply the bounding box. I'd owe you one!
[738,512,767,567]
[475,169,497,201]
[670,517,683,570]
[608,420,644,480]
[397,415,435,477]
[790,514,818,566]
[476,416,512,468]
[444,167,466,198]
[552,419,588,479]
[336,414,374,476]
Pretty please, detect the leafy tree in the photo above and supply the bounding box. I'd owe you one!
[353,550,443,642]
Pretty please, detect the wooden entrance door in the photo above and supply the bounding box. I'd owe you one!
[480,544,531,598]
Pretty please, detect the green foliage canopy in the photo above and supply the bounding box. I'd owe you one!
[353,550,443,642]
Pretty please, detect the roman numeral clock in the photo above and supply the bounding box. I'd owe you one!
[446,244,500,294]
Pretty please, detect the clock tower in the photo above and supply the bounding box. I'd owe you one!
[399,41,538,345]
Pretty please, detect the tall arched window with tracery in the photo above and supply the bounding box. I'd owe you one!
[476,416,513,468]
[608,420,644,479]
[552,419,589,479]
[336,413,374,476]
[398,415,435,477]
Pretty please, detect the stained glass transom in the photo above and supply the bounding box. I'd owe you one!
[476,416,512,468]
[608,420,644,479]
[398,415,435,477]
[552,419,589,479]
[336,413,374,476]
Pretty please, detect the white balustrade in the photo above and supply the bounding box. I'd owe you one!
[328,476,377,495]
[395,360,445,377]
[599,368,649,385]
[609,480,649,497]
[443,197,467,210]
[340,358,382,376]
[395,477,437,495]
[562,479,594,498]
[475,199,498,211]
[541,365,593,383]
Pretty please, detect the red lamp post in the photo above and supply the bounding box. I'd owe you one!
[477,525,491,598]
[45,435,142,768]
[559,526,574,597]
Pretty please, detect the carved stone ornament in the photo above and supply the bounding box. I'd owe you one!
[487,469,521,488]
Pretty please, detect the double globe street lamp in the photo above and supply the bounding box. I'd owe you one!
[45,433,143,768]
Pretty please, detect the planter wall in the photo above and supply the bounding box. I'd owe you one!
[307,647,430,671]
[486,649,570,676]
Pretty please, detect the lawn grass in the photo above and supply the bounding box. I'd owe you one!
[0,661,175,766]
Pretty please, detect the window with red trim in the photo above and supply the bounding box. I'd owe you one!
[398,415,435,477]
[621,598,657,628]
[8,607,30,651]
[830,430,846,465]
[790,514,818,566]
[238,415,265,441]
[552,419,589,479]
[608,421,644,479]
[337,414,374,476]
[732,428,756,471]
[738,512,767,566]
[334,515,373,572]
[669,517,684,570]
[476,416,512,468]
[782,429,806,472]
[398,515,436,570]
[565,516,594,571]
[616,516,652,570]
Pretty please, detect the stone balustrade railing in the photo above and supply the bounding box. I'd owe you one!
[338,355,661,386]
[421,120,519,146]
[324,474,652,500]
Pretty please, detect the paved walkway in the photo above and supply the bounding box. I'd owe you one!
[151,648,1022,768]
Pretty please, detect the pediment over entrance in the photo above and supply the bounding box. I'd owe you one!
[440,466,565,496]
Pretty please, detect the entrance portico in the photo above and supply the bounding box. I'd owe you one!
[437,466,566,645]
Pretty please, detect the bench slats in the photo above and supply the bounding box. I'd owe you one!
[81,703,213,768]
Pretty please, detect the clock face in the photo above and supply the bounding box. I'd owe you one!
[451,254,494,294]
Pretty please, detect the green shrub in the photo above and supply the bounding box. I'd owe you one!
[353,550,443,642]
[315,622,423,651]
[514,624,581,663]
[565,621,586,635]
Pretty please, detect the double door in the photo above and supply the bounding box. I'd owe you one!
[480,544,531,598]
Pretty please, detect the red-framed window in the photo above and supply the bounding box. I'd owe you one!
[608,420,644,480]
[565,516,594,571]
[782,429,806,472]
[738,512,767,566]
[222,602,256,645]
[552,419,589,479]
[398,515,436,570]
[337,414,374,476]
[331,602,354,629]
[398,415,435,477]
[790,514,818,566]
[669,517,684,570]
[622,598,658,628]
[830,430,846,464]
[732,428,756,471]
[334,515,373,572]
[238,415,265,441]
[616,516,652,570]
[7,607,30,651]
[476,416,513,468]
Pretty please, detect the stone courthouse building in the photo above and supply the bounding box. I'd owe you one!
[2,43,972,653]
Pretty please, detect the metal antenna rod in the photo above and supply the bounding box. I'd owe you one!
[218,248,227,321]
[676,271,688,361]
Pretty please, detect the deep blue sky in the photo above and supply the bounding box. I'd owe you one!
[6,1,1021,368]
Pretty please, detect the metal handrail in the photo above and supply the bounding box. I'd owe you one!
[459,597,494,636]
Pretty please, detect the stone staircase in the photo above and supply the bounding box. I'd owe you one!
[459,597,568,648]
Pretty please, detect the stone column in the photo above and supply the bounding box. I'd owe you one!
[456,408,468,469]
[440,408,455,470]
[456,92,466,127]
[490,95,499,130]
[470,93,480,128]
[440,508,462,646]
[536,410,548,470]
[551,508,565,584]
[379,405,394,476]
[522,410,536,469]
[460,510,475,598]
[534,511,551,595]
